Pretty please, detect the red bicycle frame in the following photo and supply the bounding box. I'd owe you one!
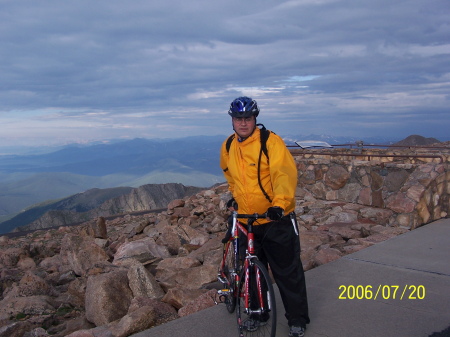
[230,212,268,317]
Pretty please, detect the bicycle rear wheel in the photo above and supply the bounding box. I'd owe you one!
[236,258,277,337]
[220,240,237,313]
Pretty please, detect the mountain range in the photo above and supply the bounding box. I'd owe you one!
[3,183,203,234]
[392,135,441,147]
[0,136,226,227]
[0,133,444,234]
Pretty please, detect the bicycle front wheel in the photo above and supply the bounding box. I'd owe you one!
[236,258,277,337]
[221,240,237,313]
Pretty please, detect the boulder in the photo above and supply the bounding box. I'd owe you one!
[178,289,218,317]
[0,248,25,268]
[326,223,362,240]
[168,199,185,210]
[161,287,209,309]
[84,270,133,326]
[66,277,87,308]
[300,231,329,252]
[3,271,51,299]
[113,237,170,265]
[314,247,342,266]
[39,254,68,275]
[155,256,203,287]
[60,234,110,276]
[0,295,56,321]
[128,297,178,324]
[0,321,40,337]
[173,264,217,289]
[107,306,158,337]
[156,226,184,255]
[127,262,165,300]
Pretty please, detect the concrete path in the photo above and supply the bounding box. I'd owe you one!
[131,218,450,337]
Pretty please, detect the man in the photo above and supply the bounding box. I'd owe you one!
[220,96,310,337]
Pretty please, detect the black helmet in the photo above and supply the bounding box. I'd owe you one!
[228,96,260,118]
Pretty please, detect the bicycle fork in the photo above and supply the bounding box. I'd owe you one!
[242,259,270,314]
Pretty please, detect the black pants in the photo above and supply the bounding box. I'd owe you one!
[251,218,310,327]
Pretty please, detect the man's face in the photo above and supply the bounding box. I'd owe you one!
[232,116,256,139]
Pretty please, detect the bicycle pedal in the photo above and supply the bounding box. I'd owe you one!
[217,289,230,295]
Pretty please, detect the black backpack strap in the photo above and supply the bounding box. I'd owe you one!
[223,134,235,172]
[257,124,270,159]
[225,125,273,203]
[256,124,272,203]
[225,134,235,153]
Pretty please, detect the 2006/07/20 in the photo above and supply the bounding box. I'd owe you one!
[338,285,426,300]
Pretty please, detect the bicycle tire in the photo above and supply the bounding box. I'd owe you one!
[221,240,237,313]
[236,258,277,337]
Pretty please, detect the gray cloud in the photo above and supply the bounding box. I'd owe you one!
[0,0,449,149]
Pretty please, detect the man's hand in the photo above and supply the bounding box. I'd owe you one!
[266,206,284,220]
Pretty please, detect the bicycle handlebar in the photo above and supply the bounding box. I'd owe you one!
[233,212,268,219]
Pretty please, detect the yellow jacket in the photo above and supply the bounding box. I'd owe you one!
[220,127,297,224]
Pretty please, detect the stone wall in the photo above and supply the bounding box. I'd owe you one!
[292,147,449,229]
[290,146,449,164]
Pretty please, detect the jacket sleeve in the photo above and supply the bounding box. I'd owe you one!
[220,139,235,194]
[268,135,297,211]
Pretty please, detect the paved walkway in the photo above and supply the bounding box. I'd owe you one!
[131,218,450,337]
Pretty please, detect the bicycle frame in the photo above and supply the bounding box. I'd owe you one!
[234,213,268,317]
[219,212,272,325]
[217,211,280,337]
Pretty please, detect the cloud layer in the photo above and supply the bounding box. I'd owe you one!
[1,0,449,148]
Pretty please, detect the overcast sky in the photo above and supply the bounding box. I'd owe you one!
[1,0,449,151]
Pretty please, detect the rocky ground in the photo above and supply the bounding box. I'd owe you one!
[0,183,412,337]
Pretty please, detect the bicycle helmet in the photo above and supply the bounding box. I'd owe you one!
[228,96,260,118]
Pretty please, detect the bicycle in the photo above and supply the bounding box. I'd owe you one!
[217,211,277,337]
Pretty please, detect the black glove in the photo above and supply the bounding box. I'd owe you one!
[226,198,238,210]
[266,207,284,221]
